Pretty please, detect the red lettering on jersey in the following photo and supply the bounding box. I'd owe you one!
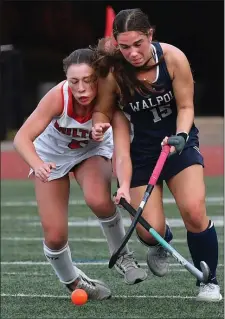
[54,121,67,135]
[66,128,72,136]
[54,121,60,130]
[54,121,90,149]
[72,128,89,139]
[54,121,89,138]
[68,139,89,149]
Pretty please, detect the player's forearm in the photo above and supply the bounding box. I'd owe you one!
[176,107,194,135]
[116,155,132,189]
[92,111,111,126]
[14,133,44,170]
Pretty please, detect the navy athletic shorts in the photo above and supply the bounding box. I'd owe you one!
[130,145,204,188]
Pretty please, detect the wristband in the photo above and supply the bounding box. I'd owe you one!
[176,132,189,143]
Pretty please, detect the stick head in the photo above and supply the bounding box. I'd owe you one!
[200,261,210,283]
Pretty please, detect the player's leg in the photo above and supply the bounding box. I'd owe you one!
[73,155,147,284]
[130,182,173,277]
[34,175,111,300]
[166,150,221,301]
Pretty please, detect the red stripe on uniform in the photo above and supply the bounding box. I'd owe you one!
[67,86,92,124]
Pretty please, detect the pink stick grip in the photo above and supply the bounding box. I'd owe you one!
[149,145,171,185]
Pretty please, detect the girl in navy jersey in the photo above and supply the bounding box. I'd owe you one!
[14,48,147,300]
[91,8,221,301]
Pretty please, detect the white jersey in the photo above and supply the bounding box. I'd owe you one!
[30,81,114,180]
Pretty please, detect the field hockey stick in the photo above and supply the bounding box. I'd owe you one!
[109,144,171,269]
[119,197,210,283]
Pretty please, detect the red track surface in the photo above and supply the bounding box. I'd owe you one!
[1,146,223,180]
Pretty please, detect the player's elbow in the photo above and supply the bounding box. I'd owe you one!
[13,129,32,152]
[13,130,22,150]
[178,102,194,112]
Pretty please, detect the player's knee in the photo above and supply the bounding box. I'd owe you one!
[84,193,114,217]
[182,198,207,231]
[44,231,67,250]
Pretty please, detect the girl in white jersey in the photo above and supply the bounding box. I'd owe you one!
[14,48,147,300]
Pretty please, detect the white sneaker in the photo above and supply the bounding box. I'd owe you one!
[147,244,169,277]
[196,283,222,302]
[115,252,148,285]
[66,268,111,300]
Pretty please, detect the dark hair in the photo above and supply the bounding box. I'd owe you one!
[113,8,152,39]
[92,9,164,103]
[63,48,95,74]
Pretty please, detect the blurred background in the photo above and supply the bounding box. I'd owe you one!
[1,4,224,317]
[0,0,224,181]
[0,0,224,141]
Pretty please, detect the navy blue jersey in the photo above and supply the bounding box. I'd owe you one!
[122,42,199,164]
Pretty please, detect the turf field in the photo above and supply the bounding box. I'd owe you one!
[1,177,224,318]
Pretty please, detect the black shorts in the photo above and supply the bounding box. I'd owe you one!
[130,145,204,188]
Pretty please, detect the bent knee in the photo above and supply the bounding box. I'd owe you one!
[181,199,208,231]
[44,231,68,250]
[84,193,114,217]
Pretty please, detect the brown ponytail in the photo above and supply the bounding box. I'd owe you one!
[92,36,164,104]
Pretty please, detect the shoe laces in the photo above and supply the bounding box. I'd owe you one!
[78,275,96,293]
[155,245,168,259]
[116,251,139,272]
[199,283,217,292]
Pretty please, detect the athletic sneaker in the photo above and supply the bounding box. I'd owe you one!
[66,268,111,300]
[115,251,148,285]
[147,223,173,277]
[147,244,170,277]
[196,283,222,302]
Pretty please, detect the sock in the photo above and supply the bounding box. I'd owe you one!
[136,223,173,247]
[43,242,79,284]
[187,220,219,286]
[98,207,129,256]
[164,223,173,243]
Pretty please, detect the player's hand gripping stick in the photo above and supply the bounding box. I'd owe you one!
[109,145,171,268]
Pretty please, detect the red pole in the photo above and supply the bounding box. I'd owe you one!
[104,6,116,37]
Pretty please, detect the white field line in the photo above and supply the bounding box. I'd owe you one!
[1,196,224,207]
[1,216,224,228]
[25,216,224,228]
[1,264,224,276]
[1,261,224,267]
[1,216,224,229]
[0,293,201,300]
[1,237,224,243]
[1,270,187,275]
